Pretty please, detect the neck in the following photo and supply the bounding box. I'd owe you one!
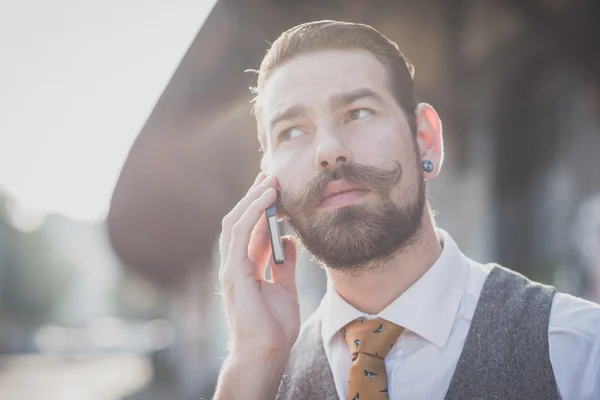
[326,211,443,315]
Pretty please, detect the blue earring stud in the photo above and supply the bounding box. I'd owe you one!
[423,160,434,172]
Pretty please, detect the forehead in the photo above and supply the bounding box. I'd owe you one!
[260,49,392,121]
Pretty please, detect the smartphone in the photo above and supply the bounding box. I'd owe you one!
[266,202,284,265]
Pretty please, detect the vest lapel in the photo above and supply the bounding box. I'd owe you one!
[277,304,339,400]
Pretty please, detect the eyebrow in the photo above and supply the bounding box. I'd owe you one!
[269,104,307,134]
[268,87,385,135]
[328,87,386,111]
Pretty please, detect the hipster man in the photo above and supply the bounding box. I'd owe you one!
[214,20,600,400]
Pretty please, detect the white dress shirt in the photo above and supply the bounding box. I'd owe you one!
[320,229,600,399]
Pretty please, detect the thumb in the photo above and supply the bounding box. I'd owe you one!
[270,236,298,295]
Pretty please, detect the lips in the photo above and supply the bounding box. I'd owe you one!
[320,180,370,208]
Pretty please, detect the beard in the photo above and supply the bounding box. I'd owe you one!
[279,161,426,271]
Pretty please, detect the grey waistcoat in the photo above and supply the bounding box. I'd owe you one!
[276,265,560,400]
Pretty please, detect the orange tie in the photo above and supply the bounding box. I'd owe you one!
[342,318,404,400]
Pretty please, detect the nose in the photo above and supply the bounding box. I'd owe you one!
[314,133,353,170]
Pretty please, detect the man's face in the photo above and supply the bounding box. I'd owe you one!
[260,49,425,270]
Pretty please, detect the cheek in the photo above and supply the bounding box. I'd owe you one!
[269,153,309,195]
[348,122,407,168]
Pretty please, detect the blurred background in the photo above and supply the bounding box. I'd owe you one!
[1,0,599,399]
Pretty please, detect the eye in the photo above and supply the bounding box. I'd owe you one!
[347,108,373,122]
[279,127,305,142]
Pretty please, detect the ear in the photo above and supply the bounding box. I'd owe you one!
[415,103,444,179]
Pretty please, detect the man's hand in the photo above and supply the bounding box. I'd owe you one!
[214,172,300,400]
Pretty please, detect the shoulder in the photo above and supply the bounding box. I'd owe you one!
[460,256,600,335]
[549,290,600,341]
[548,292,600,397]
[460,260,567,322]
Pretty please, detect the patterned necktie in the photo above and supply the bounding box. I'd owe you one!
[342,317,404,400]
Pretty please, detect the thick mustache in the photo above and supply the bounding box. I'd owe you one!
[281,162,402,213]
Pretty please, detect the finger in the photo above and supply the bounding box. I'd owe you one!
[248,211,271,279]
[226,187,277,273]
[220,175,277,256]
[270,236,298,295]
[225,176,277,227]
[219,172,267,283]
[250,172,267,191]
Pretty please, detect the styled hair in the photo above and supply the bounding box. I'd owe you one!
[249,20,418,150]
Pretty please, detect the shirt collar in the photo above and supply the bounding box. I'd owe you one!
[321,228,469,349]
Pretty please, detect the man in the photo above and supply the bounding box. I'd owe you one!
[214,20,600,400]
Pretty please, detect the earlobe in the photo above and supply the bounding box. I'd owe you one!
[422,160,434,173]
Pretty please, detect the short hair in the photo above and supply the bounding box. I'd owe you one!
[249,20,418,150]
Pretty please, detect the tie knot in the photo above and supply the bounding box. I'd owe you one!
[342,318,404,360]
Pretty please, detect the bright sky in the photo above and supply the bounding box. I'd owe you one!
[0,0,217,223]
